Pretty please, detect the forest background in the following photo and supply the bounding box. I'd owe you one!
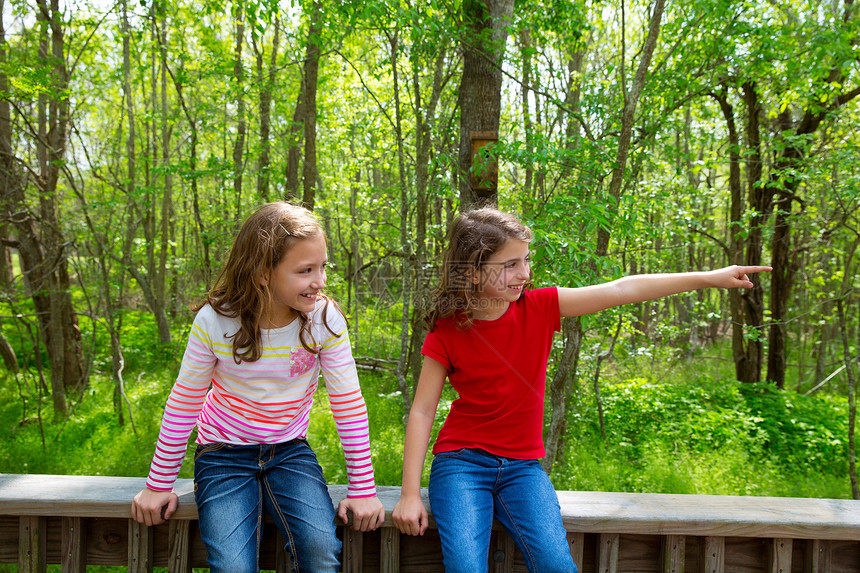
[1,0,860,503]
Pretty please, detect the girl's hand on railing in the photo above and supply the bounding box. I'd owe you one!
[392,493,429,536]
[131,487,179,526]
[337,495,385,532]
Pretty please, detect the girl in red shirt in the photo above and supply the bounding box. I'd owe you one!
[392,207,770,573]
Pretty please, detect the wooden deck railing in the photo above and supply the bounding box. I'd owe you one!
[1,473,859,572]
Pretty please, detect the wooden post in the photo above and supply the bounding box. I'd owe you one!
[598,533,619,573]
[663,535,685,573]
[491,530,515,572]
[804,539,831,573]
[61,516,86,573]
[380,526,399,573]
[18,516,46,573]
[803,539,831,573]
[128,520,153,573]
[167,519,190,573]
[768,538,792,573]
[342,528,363,573]
[275,530,290,573]
[568,532,585,571]
[702,536,725,573]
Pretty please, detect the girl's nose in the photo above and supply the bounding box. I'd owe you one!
[312,270,326,289]
[517,264,530,280]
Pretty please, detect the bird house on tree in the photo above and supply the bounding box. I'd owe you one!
[469,131,498,200]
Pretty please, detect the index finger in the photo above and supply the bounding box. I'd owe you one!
[740,265,772,274]
[418,510,429,535]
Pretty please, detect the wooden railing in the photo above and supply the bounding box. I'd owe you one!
[1,473,859,572]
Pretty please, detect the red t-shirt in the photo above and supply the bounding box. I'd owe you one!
[421,287,561,459]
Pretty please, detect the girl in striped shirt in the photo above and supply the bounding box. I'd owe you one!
[132,202,384,573]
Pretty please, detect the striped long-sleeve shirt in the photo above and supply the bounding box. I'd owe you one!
[145,299,376,498]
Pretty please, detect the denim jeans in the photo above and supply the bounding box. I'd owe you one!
[193,439,341,573]
[428,448,577,573]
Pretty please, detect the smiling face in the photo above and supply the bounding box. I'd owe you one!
[474,238,531,314]
[259,232,328,328]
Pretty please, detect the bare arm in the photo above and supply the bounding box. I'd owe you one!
[559,265,772,318]
[392,356,447,536]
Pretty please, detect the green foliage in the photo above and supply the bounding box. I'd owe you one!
[550,352,853,499]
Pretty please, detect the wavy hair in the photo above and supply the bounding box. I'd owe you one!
[426,207,533,331]
[194,202,339,364]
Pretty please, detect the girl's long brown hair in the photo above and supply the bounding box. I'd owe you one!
[426,207,533,331]
[194,202,339,364]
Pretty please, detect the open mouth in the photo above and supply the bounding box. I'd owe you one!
[300,292,319,300]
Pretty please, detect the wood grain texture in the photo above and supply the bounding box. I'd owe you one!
[2,475,860,571]
[342,527,363,573]
[128,519,153,573]
[61,516,85,573]
[768,538,792,573]
[167,517,190,573]
[18,515,46,573]
[380,526,399,573]
[663,534,685,573]
[569,532,585,571]
[804,539,831,573]
[2,476,858,540]
[598,533,619,573]
[702,536,725,573]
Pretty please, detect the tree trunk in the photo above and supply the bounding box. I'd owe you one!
[836,238,860,499]
[763,16,860,384]
[0,0,14,291]
[519,26,534,204]
[738,81,769,383]
[29,0,84,417]
[286,86,304,199]
[594,0,665,258]
[301,1,322,211]
[232,1,246,227]
[543,0,664,471]
[390,28,412,420]
[457,0,514,210]
[542,49,586,472]
[767,192,791,388]
[408,46,448,392]
[712,86,758,384]
[255,17,279,203]
[154,6,173,345]
[153,23,210,287]
[542,316,583,472]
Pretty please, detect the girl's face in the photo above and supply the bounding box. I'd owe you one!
[475,238,531,304]
[260,232,328,328]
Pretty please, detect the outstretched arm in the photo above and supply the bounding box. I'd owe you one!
[392,356,447,536]
[559,265,772,318]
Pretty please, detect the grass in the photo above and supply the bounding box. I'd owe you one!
[546,341,854,499]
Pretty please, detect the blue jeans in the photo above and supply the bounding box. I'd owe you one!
[193,439,341,573]
[429,448,577,573]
